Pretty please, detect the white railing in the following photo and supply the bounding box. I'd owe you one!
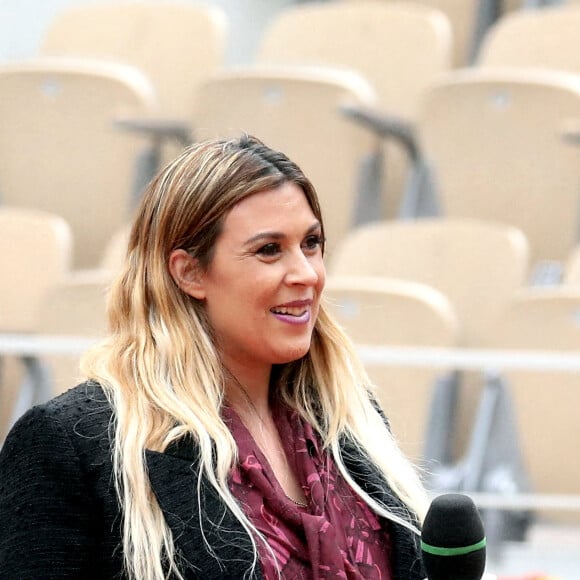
[357,344,580,373]
[1,334,580,514]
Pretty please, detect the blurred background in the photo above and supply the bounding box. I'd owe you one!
[0,1,579,578]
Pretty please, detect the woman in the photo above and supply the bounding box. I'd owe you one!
[0,135,428,579]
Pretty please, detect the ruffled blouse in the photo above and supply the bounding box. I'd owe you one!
[223,403,394,579]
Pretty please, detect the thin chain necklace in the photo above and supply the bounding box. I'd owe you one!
[225,369,309,508]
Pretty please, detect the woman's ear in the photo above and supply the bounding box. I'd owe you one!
[168,249,206,300]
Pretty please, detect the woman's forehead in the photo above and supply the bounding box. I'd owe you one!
[222,183,317,234]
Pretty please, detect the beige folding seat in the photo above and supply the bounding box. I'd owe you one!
[329,217,530,469]
[341,0,481,67]
[0,207,72,332]
[258,2,451,121]
[329,217,530,347]
[192,66,379,256]
[478,4,580,73]
[34,271,110,397]
[0,58,155,268]
[257,1,452,218]
[40,1,227,119]
[417,68,580,266]
[0,207,73,437]
[482,288,580,522]
[324,275,459,464]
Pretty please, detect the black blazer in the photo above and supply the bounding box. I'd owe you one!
[0,382,425,579]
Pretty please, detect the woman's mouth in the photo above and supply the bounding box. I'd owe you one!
[270,302,312,325]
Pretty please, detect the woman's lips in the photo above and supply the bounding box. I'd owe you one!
[270,300,312,325]
[271,308,311,325]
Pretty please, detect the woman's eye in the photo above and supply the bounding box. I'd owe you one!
[303,234,324,251]
[256,242,281,257]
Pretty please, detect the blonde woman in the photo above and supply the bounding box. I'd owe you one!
[0,135,428,579]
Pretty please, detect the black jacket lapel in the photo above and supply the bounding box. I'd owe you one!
[145,442,261,579]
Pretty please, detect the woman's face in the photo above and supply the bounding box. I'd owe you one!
[191,182,326,377]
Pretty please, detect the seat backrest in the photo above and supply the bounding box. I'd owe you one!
[324,275,459,463]
[192,66,378,256]
[35,271,110,396]
[258,1,452,120]
[0,58,155,268]
[417,68,580,264]
[483,288,580,518]
[328,217,530,346]
[340,0,478,67]
[0,207,72,332]
[40,1,227,117]
[257,2,452,218]
[478,5,580,74]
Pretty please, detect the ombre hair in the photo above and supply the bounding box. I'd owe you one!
[82,135,428,580]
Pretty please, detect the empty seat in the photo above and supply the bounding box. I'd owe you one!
[478,4,580,73]
[40,1,227,119]
[0,206,73,436]
[325,275,459,463]
[329,217,530,346]
[482,288,580,521]
[0,58,155,268]
[0,207,72,332]
[191,66,379,255]
[34,272,110,396]
[341,0,483,66]
[329,217,531,471]
[417,68,580,266]
[257,1,452,218]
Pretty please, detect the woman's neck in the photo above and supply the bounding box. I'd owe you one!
[223,364,272,420]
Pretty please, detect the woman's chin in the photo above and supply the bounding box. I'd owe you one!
[270,342,312,365]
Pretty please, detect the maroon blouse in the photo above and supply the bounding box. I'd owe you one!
[223,403,394,579]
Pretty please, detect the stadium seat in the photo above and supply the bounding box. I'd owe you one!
[324,275,459,465]
[340,0,480,67]
[191,66,379,256]
[34,271,109,396]
[328,217,530,346]
[478,4,580,73]
[0,207,72,332]
[0,206,73,437]
[40,1,227,119]
[417,69,580,268]
[481,287,580,523]
[0,58,155,268]
[257,1,452,219]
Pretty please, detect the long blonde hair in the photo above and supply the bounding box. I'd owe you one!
[82,135,428,580]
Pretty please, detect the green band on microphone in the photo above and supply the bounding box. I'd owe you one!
[421,537,486,556]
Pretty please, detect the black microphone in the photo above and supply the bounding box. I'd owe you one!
[421,493,487,580]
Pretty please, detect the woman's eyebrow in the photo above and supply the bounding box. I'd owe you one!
[243,231,284,246]
[243,221,321,246]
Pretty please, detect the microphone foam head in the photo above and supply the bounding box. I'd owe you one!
[421,493,486,580]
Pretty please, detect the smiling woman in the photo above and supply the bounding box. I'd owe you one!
[0,135,428,580]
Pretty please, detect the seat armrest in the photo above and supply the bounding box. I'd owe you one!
[340,103,419,160]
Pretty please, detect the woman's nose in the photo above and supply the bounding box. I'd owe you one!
[285,250,319,286]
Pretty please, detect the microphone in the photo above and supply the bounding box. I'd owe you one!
[421,493,487,580]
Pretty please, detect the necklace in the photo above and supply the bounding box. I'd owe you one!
[225,369,309,509]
